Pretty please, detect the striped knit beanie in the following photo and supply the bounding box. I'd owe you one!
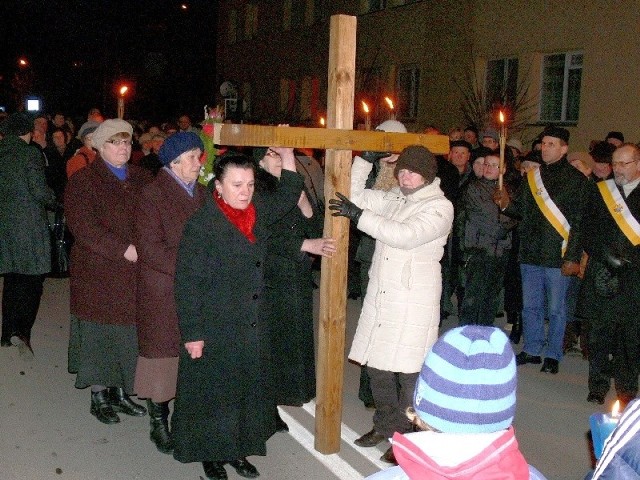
[413,325,517,434]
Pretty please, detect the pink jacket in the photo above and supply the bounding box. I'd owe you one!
[390,427,532,480]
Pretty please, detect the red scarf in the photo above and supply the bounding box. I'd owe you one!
[213,192,256,243]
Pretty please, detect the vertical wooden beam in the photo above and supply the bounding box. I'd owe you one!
[315,14,356,454]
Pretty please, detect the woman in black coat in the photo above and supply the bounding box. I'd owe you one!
[254,147,335,427]
[171,152,306,480]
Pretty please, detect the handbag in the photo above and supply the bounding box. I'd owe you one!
[49,206,70,277]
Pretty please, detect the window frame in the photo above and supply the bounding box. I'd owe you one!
[539,50,583,124]
[485,57,519,109]
[396,64,420,121]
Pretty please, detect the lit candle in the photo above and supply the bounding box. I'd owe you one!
[319,116,325,127]
[498,111,506,190]
[384,96,395,120]
[362,101,371,131]
[117,85,128,119]
[590,400,621,460]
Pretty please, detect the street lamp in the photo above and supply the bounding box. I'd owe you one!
[117,85,128,119]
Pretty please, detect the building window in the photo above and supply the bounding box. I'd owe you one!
[540,51,583,123]
[360,0,386,13]
[397,65,419,120]
[244,4,258,40]
[485,57,518,109]
[305,0,327,25]
[283,0,292,30]
[227,9,237,44]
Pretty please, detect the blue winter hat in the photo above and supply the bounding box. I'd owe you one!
[413,325,517,434]
[158,131,204,166]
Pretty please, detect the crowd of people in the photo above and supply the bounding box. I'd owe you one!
[0,107,639,479]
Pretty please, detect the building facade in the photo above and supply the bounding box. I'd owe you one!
[216,0,640,149]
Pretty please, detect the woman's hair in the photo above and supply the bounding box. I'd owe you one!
[108,131,132,141]
[405,407,436,432]
[213,151,257,181]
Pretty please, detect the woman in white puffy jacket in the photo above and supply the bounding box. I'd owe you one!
[330,145,453,463]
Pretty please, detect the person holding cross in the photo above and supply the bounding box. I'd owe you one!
[330,144,453,463]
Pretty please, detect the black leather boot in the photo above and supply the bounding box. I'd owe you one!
[108,387,147,416]
[91,389,120,424]
[509,312,522,345]
[147,400,174,454]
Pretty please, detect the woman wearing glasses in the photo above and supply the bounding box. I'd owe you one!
[65,119,152,425]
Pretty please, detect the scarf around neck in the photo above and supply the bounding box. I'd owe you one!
[213,191,256,243]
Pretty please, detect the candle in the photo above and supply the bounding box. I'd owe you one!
[498,111,506,190]
[362,101,371,131]
[319,116,325,127]
[590,400,621,459]
[384,96,395,120]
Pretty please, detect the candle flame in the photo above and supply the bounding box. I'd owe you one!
[319,117,325,127]
[499,111,505,123]
[384,97,394,110]
[612,400,621,417]
[119,86,128,96]
[362,101,369,114]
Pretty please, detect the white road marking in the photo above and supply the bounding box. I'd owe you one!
[302,401,389,470]
[277,400,389,480]
[278,408,365,480]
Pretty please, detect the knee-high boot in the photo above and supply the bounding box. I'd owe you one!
[147,400,174,454]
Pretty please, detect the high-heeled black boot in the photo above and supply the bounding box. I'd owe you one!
[147,400,174,454]
[509,312,522,344]
[108,387,147,416]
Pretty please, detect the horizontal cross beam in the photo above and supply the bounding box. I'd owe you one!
[213,123,450,155]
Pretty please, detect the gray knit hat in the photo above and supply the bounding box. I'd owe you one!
[92,119,133,149]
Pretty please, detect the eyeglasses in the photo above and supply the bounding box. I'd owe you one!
[612,159,639,168]
[265,149,280,158]
[484,163,500,169]
[106,139,132,146]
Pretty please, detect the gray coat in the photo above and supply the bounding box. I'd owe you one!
[0,135,55,275]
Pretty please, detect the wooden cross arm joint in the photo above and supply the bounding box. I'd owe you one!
[212,123,450,155]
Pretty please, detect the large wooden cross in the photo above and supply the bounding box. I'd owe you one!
[213,15,449,454]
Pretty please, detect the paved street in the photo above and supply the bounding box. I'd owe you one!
[0,277,610,479]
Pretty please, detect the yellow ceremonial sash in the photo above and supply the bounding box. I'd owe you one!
[527,169,571,257]
[597,179,640,246]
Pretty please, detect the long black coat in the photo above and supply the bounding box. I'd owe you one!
[171,170,303,463]
[256,169,322,406]
[0,135,55,275]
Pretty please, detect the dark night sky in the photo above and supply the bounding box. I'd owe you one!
[0,0,219,123]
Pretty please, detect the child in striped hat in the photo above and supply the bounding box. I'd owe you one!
[366,325,546,480]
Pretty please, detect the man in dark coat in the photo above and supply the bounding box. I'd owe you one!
[580,144,640,408]
[495,127,590,374]
[0,113,56,355]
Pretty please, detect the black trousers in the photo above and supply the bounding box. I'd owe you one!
[459,250,508,326]
[1,273,45,342]
[368,366,418,437]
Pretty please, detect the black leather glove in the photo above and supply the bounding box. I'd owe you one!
[328,192,363,223]
[360,151,391,164]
